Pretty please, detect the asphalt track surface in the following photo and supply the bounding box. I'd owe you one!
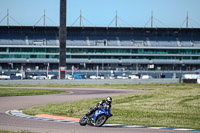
[0,87,198,133]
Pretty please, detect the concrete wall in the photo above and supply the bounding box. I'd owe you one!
[0,79,179,85]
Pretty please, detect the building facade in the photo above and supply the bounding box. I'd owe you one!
[0,26,200,71]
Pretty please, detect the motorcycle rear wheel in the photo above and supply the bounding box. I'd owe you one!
[95,115,107,127]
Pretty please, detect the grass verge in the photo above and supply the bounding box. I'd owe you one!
[0,88,67,97]
[23,83,200,129]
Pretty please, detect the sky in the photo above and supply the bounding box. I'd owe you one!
[0,0,200,28]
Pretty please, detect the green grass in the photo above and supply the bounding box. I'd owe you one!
[22,83,200,129]
[0,88,67,97]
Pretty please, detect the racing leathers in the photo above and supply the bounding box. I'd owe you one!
[86,99,111,117]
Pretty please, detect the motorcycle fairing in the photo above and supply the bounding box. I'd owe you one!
[94,109,104,122]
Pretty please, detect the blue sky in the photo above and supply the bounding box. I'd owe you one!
[0,0,200,28]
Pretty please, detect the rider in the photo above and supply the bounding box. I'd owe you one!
[86,96,112,116]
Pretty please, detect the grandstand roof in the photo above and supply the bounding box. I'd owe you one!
[0,25,200,31]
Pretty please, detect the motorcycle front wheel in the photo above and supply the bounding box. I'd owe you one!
[79,115,88,126]
[95,115,107,127]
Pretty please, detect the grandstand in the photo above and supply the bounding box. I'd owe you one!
[0,26,200,71]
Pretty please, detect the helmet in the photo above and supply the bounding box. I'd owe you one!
[106,96,112,104]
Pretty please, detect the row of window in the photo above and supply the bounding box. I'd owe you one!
[0,54,199,60]
[0,55,58,59]
[0,48,58,53]
[0,48,200,55]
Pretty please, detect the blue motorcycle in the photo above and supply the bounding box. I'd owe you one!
[79,107,112,127]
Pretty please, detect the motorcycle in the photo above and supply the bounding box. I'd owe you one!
[79,107,112,127]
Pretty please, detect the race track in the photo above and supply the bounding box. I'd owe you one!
[0,87,198,133]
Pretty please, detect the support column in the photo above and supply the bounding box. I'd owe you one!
[59,0,67,79]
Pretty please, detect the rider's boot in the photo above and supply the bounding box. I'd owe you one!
[86,112,91,117]
[86,108,96,116]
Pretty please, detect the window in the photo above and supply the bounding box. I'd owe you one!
[0,48,6,52]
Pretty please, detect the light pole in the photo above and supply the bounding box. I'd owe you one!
[59,0,67,79]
